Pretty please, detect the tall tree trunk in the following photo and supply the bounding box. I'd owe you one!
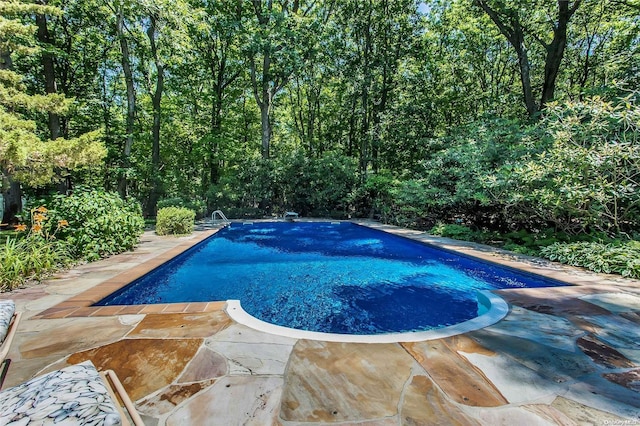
[1,175,22,226]
[260,101,271,159]
[359,1,373,176]
[36,3,73,194]
[250,49,273,160]
[35,3,61,140]
[249,0,302,160]
[146,13,164,216]
[116,7,136,198]
[209,69,222,185]
[512,27,538,117]
[0,50,22,224]
[203,32,241,186]
[475,1,538,117]
[540,0,581,108]
[475,0,580,117]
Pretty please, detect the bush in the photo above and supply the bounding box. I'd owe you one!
[156,207,195,235]
[430,223,478,241]
[45,189,145,261]
[485,95,640,236]
[1,206,71,291]
[0,237,70,291]
[541,240,640,278]
[157,197,207,218]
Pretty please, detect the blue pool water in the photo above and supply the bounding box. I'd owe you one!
[96,222,565,334]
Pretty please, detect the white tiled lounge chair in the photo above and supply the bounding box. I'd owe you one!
[0,300,21,388]
[0,361,144,425]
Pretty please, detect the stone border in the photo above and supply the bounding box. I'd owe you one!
[33,229,222,319]
[226,290,509,343]
[37,219,634,321]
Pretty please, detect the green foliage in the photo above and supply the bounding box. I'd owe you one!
[541,241,640,279]
[485,94,640,235]
[0,206,71,291]
[277,151,358,216]
[430,223,479,241]
[0,0,105,189]
[45,190,145,261]
[3,0,638,280]
[0,236,70,291]
[155,206,195,236]
[208,151,358,218]
[157,197,207,218]
[349,172,396,219]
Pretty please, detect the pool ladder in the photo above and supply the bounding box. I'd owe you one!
[211,210,231,226]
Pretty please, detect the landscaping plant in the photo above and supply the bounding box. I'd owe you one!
[0,207,70,291]
[44,189,145,261]
[155,206,195,236]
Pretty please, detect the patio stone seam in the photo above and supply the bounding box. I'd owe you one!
[31,229,221,319]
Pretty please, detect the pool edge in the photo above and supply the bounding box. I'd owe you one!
[225,290,509,343]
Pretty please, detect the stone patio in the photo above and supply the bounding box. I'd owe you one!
[1,221,639,425]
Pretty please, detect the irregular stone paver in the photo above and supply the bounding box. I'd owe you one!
[402,339,507,407]
[281,341,412,422]
[401,374,479,425]
[579,292,640,313]
[482,306,584,352]
[545,396,629,425]
[5,227,640,425]
[138,380,216,416]
[67,338,202,400]
[468,329,596,383]
[205,324,296,376]
[497,288,611,317]
[564,376,640,419]
[0,287,48,302]
[459,350,562,404]
[577,334,636,369]
[178,347,228,382]
[621,312,640,324]
[1,355,66,388]
[128,311,231,338]
[19,316,135,359]
[166,376,282,425]
[577,315,640,363]
[603,369,640,392]
[468,405,561,426]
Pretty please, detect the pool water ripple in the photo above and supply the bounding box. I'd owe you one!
[96,222,565,335]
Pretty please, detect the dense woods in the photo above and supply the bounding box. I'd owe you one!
[1,0,640,283]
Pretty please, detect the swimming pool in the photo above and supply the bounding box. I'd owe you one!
[96,222,566,337]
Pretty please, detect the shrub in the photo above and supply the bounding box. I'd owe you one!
[156,207,195,235]
[0,237,70,291]
[157,197,207,218]
[1,206,71,291]
[485,95,640,236]
[45,189,145,261]
[541,240,640,278]
[430,223,478,241]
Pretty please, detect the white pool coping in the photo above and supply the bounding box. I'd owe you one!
[225,290,509,343]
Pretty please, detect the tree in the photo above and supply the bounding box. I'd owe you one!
[0,0,105,224]
[474,0,581,117]
[187,0,244,185]
[246,0,323,159]
[35,0,61,140]
[111,0,138,198]
[144,7,164,215]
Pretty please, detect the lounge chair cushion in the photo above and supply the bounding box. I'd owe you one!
[0,361,122,425]
[0,300,15,345]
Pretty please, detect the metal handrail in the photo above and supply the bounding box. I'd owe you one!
[211,210,231,225]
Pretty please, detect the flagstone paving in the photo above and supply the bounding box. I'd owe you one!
[1,222,639,425]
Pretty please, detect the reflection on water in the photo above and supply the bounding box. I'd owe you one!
[97,222,564,334]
